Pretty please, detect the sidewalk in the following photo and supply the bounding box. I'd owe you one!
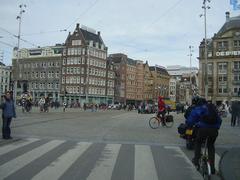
[219,148,240,180]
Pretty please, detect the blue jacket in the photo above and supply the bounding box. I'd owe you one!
[0,100,16,119]
[186,104,222,129]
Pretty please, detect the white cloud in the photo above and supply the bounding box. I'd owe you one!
[0,0,238,67]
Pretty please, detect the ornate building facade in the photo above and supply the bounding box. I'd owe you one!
[199,12,240,103]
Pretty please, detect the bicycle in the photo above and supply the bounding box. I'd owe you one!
[149,114,174,129]
[199,137,212,180]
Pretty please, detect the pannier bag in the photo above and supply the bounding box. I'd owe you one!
[165,115,173,122]
[177,123,187,135]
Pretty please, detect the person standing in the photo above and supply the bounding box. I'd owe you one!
[0,91,16,140]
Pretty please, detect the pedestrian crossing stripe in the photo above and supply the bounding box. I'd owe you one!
[0,138,39,156]
[32,142,91,180]
[0,140,64,179]
[0,138,221,180]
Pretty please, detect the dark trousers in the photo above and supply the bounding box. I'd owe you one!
[194,128,218,172]
[2,117,12,138]
[231,114,237,126]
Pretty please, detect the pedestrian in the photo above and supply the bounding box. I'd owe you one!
[0,91,16,140]
[230,101,238,127]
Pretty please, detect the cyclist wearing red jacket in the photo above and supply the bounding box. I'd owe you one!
[157,96,166,124]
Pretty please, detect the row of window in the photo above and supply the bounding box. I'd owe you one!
[64,47,107,60]
[65,86,83,94]
[208,62,240,74]
[63,86,113,96]
[62,67,84,75]
[63,57,84,65]
[207,74,240,82]
[89,68,106,77]
[89,48,107,59]
[217,40,240,49]
[20,62,60,69]
[89,59,106,68]
[89,87,105,95]
[62,76,84,84]
[1,77,9,84]
[89,78,106,86]
[30,82,59,90]
[22,71,60,79]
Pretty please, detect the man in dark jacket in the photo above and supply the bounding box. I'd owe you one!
[0,91,16,139]
[186,98,222,174]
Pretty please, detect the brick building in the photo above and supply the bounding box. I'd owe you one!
[61,24,114,105]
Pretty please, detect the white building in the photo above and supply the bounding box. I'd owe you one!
[169,78,177,102]
[0,62,11,97]
[167,65,198,80]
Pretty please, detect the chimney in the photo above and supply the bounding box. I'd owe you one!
[97,31,100,36]
[76,23,80,28]
[226,12,230,22]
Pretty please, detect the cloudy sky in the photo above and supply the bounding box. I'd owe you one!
[0,0,239,67]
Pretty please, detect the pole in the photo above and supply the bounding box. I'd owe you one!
[86,48,89,103]
[14,4,26,106]
[202,0,210,100]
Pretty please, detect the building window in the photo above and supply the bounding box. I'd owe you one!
[217,41,228,50]
[233,40,240,47]
[72,40,81,46]
[218,63,227,74]
[218,86,227,94]
[218,74,227,82]
[233,61,240,69]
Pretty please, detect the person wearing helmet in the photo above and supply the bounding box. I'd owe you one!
[157,96,166,125]
[186,97,222,174]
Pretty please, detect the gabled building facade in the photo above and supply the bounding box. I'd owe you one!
[61,24,114,105]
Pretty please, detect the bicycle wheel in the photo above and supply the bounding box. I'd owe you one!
[200,159,211,180]
[149,117,160,129]
[165,116,174,128]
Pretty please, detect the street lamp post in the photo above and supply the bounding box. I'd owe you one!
[14,4,26,105]
[201,0,210,100]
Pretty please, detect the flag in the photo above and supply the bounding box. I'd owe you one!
[231,0,240,10]
[233,3,240,10]
[230,0,237,5]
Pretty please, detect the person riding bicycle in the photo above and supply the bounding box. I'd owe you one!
[157,96,166,125]
[186,97,222,174]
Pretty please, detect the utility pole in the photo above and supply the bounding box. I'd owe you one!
[201,0,210,100]
[85,48,90,104]
[14,4,26,105]
[189,46,194,86]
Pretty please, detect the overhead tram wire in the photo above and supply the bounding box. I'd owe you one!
[22,29,67,36]
[0,40,15,48]
[0,26,38,47]
[14,0,99,37]
[65,0,100,30]
[118,0,185,53]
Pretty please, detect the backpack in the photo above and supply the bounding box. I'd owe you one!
[201,104,218,124]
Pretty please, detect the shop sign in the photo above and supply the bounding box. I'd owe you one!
[216,51,240,57]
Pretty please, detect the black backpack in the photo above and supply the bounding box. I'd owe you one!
[201,104,218,124]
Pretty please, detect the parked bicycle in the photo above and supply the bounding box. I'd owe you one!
[149,114,174,129]
[199,137,212,180]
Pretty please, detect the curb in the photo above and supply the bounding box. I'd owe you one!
[219,150,228,180]
[0,138,21,147]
